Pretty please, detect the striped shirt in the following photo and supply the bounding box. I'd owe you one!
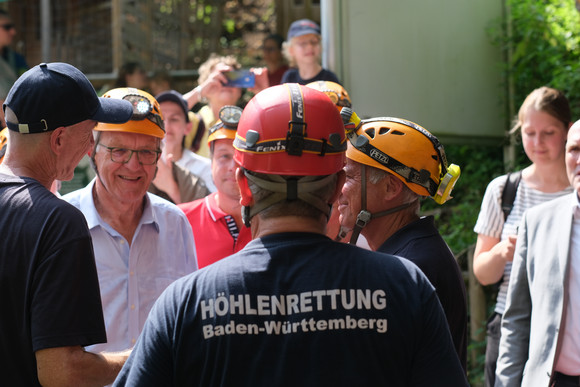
[474,174,572,314]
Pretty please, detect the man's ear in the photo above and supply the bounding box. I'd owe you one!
[382,173,404,201]
[49,127,66,155]
[184,120,193,135]
[235,168,254,207]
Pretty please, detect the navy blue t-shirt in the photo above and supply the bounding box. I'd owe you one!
[115,232,467,386]
[281,68,341,85]
[378,216,468,372]
[0,174,106,386]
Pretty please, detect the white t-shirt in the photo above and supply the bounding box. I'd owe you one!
[474,174,572,314]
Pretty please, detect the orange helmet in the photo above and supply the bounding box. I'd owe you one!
[345,116,460,203]
[96,88,165,138]
[207,105,242,145]
[0,127,7,163]
[234,83,346,176]
[305,80,351,111]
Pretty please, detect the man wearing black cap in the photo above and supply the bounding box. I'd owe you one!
[0,62,133,386]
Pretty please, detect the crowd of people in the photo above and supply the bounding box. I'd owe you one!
[1,14,579,387]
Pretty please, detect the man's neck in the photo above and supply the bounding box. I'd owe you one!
[362,211,419,251]
[92,181,145,244]
[298,63,322,81]
[215,191,244,229]
[251,215,326,239]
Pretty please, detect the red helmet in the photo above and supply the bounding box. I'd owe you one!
[233,83,346,176]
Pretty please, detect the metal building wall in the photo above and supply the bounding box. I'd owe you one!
[322,0,506,143]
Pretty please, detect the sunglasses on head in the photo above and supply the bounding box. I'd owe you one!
[0,23,14,31]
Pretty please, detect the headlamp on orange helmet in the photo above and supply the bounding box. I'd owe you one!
[342,110,460,205]
[305,80,352,111]
[96,88,165,139]
[207,105,243,145]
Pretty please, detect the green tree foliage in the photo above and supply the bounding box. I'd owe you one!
[490,0,580,119]
[438,0,580,259]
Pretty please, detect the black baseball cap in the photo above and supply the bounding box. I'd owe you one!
[3,62,133,133]
[156,90,190,123]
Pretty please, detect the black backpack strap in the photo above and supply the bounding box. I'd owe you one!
[500,170,522,220]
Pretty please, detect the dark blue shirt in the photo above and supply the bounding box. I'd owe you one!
[0,174,106,386]
[115,232,467,386]
[378,216,468,372]
[281,68,341,85]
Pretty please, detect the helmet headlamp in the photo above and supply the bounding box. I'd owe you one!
[218,105,243,128]
[123,93,165,131]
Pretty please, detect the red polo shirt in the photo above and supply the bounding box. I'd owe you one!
[179,192,252,268]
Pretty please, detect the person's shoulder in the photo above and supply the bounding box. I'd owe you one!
[356,246,433,289]
[281,68,298,82]
[149,191,187,212]
[320,68,340,83]
[525,191,574,217]
[327,239,429,279]
[177,194,207,214]
[61,186,86,208]
[488,173,510,190]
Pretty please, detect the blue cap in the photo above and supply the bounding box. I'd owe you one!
[287,19,321,41]
[3,62,133,133]
[156,90,190,123]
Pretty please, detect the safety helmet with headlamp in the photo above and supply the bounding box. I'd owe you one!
[343,111,460,204]
[207,105,243,145]
[95,88,165,139]
[337,108,461,245]
[234,83,347,176]
[305,80,352,111]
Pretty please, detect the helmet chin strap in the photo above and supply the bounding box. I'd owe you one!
[342,164,415,245]
[242,170,335,227]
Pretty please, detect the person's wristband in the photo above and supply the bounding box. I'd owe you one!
[194,86,207,104]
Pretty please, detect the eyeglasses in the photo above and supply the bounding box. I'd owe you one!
[0,23,15,31]
[97,144,161,165]
[295,39,320,49]
[263,46,279,53]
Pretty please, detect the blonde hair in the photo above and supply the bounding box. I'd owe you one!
[197,54,241,85]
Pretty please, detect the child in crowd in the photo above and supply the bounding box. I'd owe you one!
[281,19,341,85]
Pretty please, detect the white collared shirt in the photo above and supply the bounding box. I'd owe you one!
[63,179,198,352]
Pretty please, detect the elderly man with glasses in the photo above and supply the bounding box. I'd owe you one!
[62,87,198,355]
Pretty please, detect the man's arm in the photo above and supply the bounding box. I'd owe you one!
[36,346,130,387]
[495,217,532,386]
